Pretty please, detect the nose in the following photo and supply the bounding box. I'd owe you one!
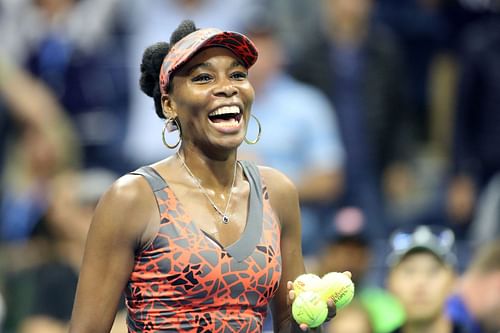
[213,78,237,97]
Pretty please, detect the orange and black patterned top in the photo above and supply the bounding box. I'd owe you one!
[126,161,282,332]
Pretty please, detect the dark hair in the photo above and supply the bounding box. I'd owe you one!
[139,20,198,119]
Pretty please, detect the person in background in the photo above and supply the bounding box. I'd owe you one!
[314,208,371,284]
[468,174,500,245]
[2,169,125,333]
[386,225,464,333]
[446,239,500,333]
[447,12,500,237]
[315,208,405,333]
[288,0,415,239]
[239,15,345,256]
[0,56,79,242]
[0,0,131,174]
[325,300,374,333]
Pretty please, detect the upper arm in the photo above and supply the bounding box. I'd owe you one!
[259,167,306,331]
[69,175,157,333]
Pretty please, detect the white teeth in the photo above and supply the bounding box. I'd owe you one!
[209,105,240,117]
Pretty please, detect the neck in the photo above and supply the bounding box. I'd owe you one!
[402,315,452,333]
[176,147,237,190]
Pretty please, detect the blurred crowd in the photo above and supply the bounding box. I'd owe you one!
[0,0,500,332]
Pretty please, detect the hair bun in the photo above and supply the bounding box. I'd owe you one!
[139,42,170,97]
[170,20,198,45]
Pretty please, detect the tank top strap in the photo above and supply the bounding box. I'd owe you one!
[238,160,263,218]
[224,160,264,262]
[130,166,168,193]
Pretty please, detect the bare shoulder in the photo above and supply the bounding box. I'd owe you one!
[104,173,152,204]
[257,166,298,199]
[256,166,299,224]
[91,172,158,248]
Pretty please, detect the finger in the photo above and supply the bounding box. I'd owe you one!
[327,299,334,308]
[299,323,308,331]
[343,271,352,279]
[287,289,296,306]
[326,299,337,321]
[287,281,293,290]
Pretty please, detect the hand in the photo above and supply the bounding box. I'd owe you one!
[287,271,351,331]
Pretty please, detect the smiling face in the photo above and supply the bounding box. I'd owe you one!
[162,47,255,155]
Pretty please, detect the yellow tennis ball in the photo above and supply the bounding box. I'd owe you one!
[292,291,329,328]
[321,272,355,310]
[293,273,323,296]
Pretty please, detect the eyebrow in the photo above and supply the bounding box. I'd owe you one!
[185,59,245,75]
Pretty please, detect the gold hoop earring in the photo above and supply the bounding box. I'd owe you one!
[244,114,262,145]
[162,118,181,149]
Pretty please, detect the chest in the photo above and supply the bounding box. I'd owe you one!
[130,186,282,308]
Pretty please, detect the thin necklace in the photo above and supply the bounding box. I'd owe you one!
[177,152,237,224]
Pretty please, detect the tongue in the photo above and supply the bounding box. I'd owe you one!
[211,117,238,125]
[209,114,237,123]
[212,118,232,123]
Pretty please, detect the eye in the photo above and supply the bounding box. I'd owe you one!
[192,73,213,83]
[230,71,248,80]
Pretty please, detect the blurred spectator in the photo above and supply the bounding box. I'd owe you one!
[288,0,416,239]
[250,0,323,61]
[315,208,405,333]
[325,300,374,333]
[469,173,500,245]
[238,15,345,255]
[0,0,131,174]
[446,239,500,333]
[122,0,256,167]
[2,168,126,333]
[315,208,371,285]
[447,14,500,232]
[0,57,79,241]
[386,225,463,333]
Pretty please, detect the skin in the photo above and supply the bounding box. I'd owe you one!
[69,47,338,333]
[459,269,500,332]
[388,252,456,333]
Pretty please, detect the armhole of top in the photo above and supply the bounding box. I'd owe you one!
[129,166,169,252]
[130,166,168,193]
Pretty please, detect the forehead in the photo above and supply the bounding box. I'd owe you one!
[395,251,445,268]
[180,47,245,72]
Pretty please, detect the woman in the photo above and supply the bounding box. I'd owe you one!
[69,20,338,333]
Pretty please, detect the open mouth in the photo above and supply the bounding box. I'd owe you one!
[208,105,242,127]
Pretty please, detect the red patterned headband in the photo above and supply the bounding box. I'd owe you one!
[159,28,259,95]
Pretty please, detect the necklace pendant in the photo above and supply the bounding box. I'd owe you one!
[222,215,229,224]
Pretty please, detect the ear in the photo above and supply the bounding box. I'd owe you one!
[161,94,177,119]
